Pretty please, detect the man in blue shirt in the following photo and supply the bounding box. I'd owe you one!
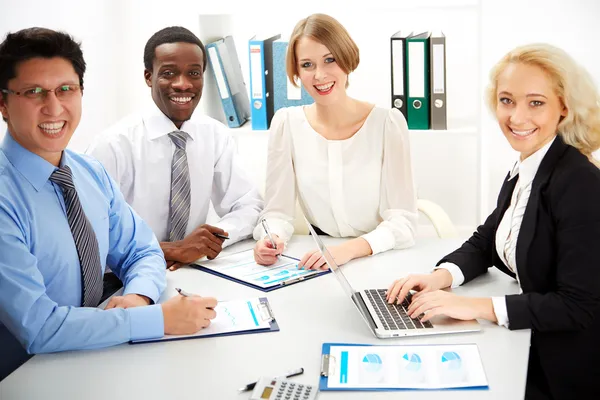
[0,28,217,381]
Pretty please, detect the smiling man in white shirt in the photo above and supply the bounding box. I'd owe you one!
[88,26,263,271]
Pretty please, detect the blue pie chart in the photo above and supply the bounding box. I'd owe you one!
[402,353,422,371]
[362,354,383,372]
[441,351,462,370]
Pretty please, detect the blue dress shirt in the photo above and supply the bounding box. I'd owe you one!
[0,132,166,355]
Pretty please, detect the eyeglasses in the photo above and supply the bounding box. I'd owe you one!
[1,84,82,100]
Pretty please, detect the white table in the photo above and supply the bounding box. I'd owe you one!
[0,237,530,400]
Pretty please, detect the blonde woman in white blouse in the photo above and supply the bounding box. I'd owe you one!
[253,13,418,269]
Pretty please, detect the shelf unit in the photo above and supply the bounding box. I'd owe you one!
[199,0,483,233]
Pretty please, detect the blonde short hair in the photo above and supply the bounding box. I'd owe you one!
[286,13,359,88]
[485,43,600,160]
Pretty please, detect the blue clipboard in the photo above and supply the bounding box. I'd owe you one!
[129,297,279,345]
[193,253,330,292]
[320,343,489,392]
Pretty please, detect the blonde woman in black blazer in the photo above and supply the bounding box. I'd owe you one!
[387,43,600,400]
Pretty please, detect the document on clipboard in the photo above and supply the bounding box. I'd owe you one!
[131,297,278,344]
[194,249,329,292]
[319,343,488,391]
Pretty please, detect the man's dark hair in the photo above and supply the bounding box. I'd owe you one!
[0,27,86,92]
[143,26,207,72]
[0,27,85,122]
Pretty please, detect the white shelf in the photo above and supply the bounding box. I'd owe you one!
[228,124,478,139]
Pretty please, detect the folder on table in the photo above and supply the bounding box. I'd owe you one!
[193,249,329,292]
[131,296,278,344]
[406,31,431,130]
[249,33,281,130]
[430,31,447,130]
[272,38,314,114]
[206,36,250,128]
[390,31,412,121]
[319,342,489,391]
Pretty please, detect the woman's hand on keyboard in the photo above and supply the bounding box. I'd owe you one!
[386,270,453,305]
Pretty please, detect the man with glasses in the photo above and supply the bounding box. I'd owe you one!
[87,26,263,272]
[0,27,218,381]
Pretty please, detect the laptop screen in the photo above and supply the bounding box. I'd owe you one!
[304,218,356,298]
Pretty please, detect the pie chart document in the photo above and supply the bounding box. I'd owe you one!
[321,343,488,390]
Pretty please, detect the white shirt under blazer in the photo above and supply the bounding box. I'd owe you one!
[438,137,556,326]
[87,103,263,245]
[253,106,418,255]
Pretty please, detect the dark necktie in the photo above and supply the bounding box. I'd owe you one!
[50,165,103,307]
[168,131,191,242]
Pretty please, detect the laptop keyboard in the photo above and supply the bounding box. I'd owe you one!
[365,289,434,330]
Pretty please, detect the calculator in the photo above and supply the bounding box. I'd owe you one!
[250,377,318,400]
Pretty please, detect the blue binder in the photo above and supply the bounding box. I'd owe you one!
[272,39,314,114]
[206,36,250,128]
[248,33,281,130]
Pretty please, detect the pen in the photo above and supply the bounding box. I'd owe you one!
[175,288,216,310]
[175,287,193,297]
[213,232,229,240]
[261,218,278,250]
[238,367,304,392]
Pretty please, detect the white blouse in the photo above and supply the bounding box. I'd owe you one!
[252,106,418,255]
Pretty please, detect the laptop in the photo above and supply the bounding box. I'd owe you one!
[305,222,480,339]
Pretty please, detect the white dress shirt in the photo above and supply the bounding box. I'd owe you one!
[253,106,418,255]
[437,137,556,327]
[87,103,263,245]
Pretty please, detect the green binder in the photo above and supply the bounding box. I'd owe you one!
[406,32,431,130]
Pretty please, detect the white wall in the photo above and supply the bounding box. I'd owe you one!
[1,0,599,234]
[0,0,123,149]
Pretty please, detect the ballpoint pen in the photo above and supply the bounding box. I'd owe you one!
[213,232,229,240]
[238,367,304,392]
[261,218,278,251]
[175,288,216,310]
[175,287,193,297]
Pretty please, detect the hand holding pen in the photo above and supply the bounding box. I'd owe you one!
[160,288,217,334]
[253,219,285,266]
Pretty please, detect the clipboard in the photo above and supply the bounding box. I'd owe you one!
[320,343,489,391]
[193,249,330,292]
[130,297,279,344]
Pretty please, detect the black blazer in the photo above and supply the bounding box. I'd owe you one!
[438,136,600,399]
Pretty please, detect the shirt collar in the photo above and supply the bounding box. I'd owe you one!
[142,101,195,141]
[508,136,557,186]
[1,131,62,192]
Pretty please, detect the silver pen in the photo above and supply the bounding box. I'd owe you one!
[175,288,215,310]
[261,218,278,251]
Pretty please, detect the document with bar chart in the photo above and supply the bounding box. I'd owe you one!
[194,249,329,291]
[320,343,488,391]
[131,296,279,344]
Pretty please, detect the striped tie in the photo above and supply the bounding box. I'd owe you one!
[50,166,103,307]
[168,131,191,242]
